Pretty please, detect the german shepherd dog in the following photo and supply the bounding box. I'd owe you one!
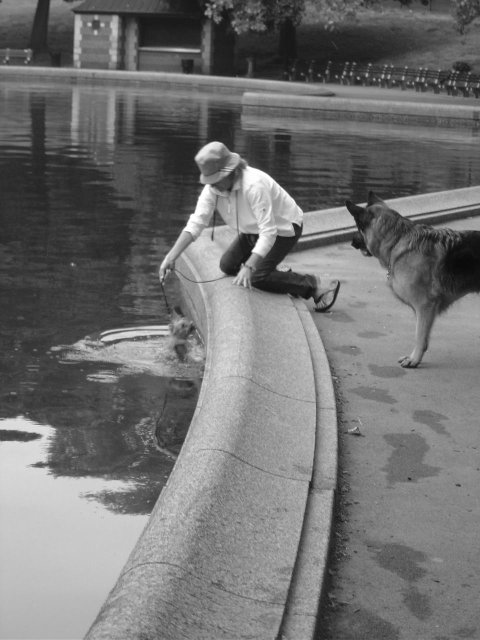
[346,192,480,368]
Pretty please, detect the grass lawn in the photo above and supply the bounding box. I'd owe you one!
[0,0,479,77]
[239,3,480,78]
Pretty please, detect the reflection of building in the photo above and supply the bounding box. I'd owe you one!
[71,86,116,165]
[72,0,234,75]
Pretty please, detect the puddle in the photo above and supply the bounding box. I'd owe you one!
[412,409,449,436]
[368,542,432,620]
[382,433,441,485]
[358,331,387,339]
[350,385,397,404]
[368,364,406,379]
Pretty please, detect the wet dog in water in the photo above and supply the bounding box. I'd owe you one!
[168,307,195,361]
[346,192,480,368]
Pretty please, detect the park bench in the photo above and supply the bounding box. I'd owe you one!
[287,59,345,83]
[341,62,373,86]
[307,59,345,83]
[306,59,333,82]
[441,70,475,96]
[413,67,428,91]
[306,59,323,82]
[429,69,450,93]
[1,48,33,65]
[281,57,480,98]
[444,70,474,96]
[328,60,349,83]
[399,66,417,90]
[358,63,387,86]
[340,61,359,85]
[283,58,308,82]
[449,72,474,97]
[445,71,459,95]
[377,64,394,87]
[469,75,480,98]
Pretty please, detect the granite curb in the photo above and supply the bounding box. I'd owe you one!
[84,186,480,639]
[277,298,338,640]
[298,185,480,250]
[85,231,336,639]
[242,91,480,129]
[0,65,334,96]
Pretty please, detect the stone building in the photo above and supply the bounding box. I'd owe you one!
[73,0,234,75]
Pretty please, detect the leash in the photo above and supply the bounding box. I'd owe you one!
[160,269,228,320]
[160,280,173,317]
[173,267,228,284]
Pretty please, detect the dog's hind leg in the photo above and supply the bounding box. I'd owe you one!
[398,302,438,368]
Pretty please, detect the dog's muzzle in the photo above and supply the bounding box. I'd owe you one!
[351,232,372,257]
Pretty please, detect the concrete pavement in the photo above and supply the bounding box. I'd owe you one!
[287,213,480,640]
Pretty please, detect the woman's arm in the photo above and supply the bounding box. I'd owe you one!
[159,230,194,283]
[160,186,217,283]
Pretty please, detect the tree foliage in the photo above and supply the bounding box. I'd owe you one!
[200,0,301,34]
[387,0,480,32]
[451,0,480,32]
[388,0,430,5]
[200,0,370,34]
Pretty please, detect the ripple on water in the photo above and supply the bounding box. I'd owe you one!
[50,333,205,380]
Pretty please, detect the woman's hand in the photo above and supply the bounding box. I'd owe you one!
[159,255,175,283]
[232,264,253,289]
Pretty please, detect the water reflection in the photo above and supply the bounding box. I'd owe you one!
[0,417,155,639]
[2,342,203,506]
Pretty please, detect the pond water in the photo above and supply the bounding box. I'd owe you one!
[1,79,479,640]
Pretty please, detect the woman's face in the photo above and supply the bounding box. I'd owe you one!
[213,173,235,193]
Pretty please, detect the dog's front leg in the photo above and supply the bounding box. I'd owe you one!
[398,302,437,368]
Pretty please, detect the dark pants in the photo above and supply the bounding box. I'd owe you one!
[219,224,316,299]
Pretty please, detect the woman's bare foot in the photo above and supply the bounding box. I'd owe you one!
[313,278,341,312]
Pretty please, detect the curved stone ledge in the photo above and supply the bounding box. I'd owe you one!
[298,186,480,250]
[85,232,337,640]
[0,66,334,97]
[242,91,480,129]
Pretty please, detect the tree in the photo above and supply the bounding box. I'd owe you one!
[201,0,371,33]
[451,0,480,32]
[29,0,50,52]
[29,0,76,53]
[201,0,368,63]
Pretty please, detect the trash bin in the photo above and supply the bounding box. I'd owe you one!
[181,59,194,74]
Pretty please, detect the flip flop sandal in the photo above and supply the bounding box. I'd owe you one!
[314,280,341,313]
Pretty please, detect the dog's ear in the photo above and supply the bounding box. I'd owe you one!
[367,191,384,206]
[345,200,364,217]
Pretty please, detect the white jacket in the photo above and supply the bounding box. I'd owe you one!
[184,166,303,257]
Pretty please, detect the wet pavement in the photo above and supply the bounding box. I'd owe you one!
[288,215,480,640]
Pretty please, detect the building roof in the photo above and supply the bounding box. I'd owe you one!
[73,0,202,17]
